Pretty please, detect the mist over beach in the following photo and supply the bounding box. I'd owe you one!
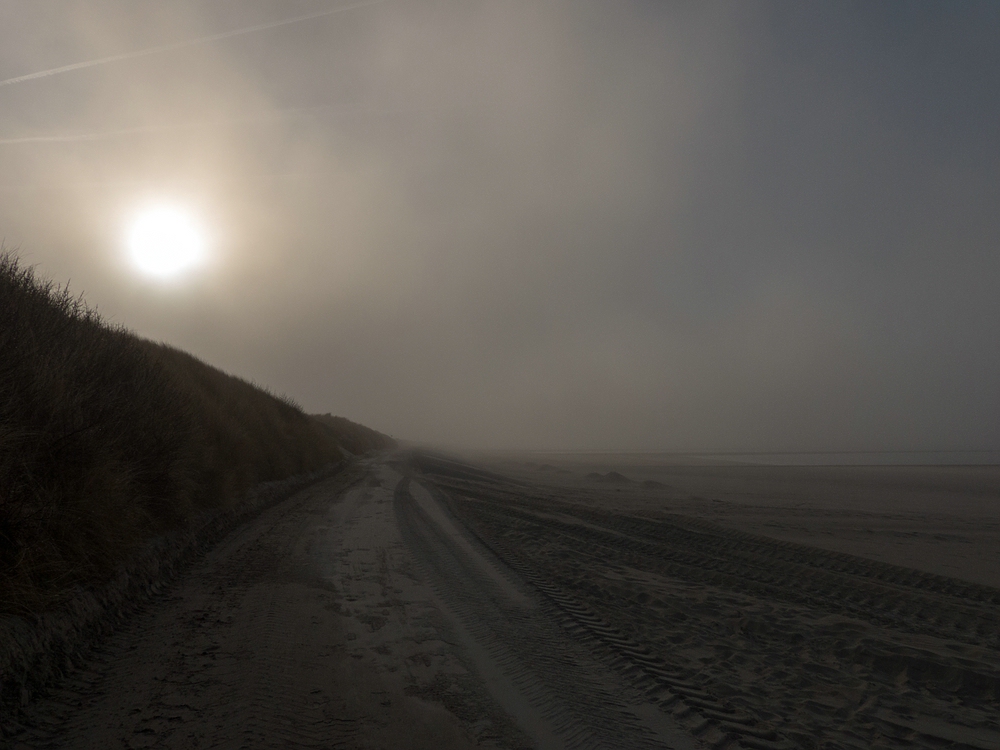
[2,3,999,749]
[2,1,999,453]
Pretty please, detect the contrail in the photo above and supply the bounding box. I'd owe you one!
[0,108,340,145]
[0,0,386,89]
[0,124,192,145]
[0,172,327,193]
[0,106,413,145]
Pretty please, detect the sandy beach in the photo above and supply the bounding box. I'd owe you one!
[13,452,1000,749]
[474,452,1000,589]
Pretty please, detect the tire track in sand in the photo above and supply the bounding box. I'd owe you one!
[395,475,700,750]
[418,453,1000,750]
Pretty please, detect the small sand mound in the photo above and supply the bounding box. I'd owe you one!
[602,471,630,483]
[586,471,631,484]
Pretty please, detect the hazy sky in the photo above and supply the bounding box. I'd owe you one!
[1,1,998,451]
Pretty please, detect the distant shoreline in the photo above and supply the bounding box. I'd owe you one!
[495,449,1000,466]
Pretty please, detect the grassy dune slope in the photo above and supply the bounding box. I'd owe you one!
[0,252,393,613]
[312,413,397,456]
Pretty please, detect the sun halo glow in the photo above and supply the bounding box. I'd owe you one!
[126,204,208,279]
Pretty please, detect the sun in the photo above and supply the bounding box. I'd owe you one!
[126,203,208,279]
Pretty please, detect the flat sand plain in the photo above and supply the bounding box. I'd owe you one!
[471,453,1000,589]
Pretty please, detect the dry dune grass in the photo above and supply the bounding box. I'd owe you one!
[0,251,391,614]
[311,413,398,456]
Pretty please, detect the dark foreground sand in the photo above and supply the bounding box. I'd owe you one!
[11,453,1000,749]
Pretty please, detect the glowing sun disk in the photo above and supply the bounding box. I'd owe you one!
[127,204,207,278]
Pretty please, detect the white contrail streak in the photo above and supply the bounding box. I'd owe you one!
[0,0,386,89]
[0,108,335,144]
[0,125,185,145]
[0,172,326,193]
[0,106,412,145]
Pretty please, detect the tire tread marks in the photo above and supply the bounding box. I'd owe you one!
[395,477,682,750]
[422,467,1000,750]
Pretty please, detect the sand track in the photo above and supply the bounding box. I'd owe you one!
[8,462,528,749]
[415,456,1000,750]
[395,477,697,749]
